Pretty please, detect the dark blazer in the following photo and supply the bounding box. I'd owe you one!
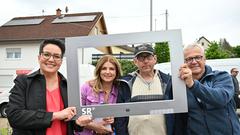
[6,70,81,135]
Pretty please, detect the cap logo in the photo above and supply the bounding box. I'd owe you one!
[138,46,148,51]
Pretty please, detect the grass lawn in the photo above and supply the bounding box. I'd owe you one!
[0,128,9,135]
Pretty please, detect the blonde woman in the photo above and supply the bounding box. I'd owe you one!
[77,55,122,135]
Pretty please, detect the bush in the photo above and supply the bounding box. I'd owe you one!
[119,60,137,76]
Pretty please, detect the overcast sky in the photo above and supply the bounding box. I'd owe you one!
[0,0,239,46]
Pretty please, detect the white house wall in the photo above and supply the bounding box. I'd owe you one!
[77,47,103,64]
[197,38,210,50]
[0,42,104,93]
[0,42,40,92]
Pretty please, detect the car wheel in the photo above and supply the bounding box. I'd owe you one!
[0,104,7,118]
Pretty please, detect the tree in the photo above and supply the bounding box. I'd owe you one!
[154,42,170,63]
[119,60,137,76]
[232,45,240,58]
[205,41,230,59]
[219,38,231,51]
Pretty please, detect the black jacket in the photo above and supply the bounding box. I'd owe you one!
[6,70,81,135]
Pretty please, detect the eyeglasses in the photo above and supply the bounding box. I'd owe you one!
[41,52,62,61]
[137,54,154,62]
[185,55,203,63]
[233,71,239,73]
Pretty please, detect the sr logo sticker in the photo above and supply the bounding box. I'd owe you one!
[81,107,95,115]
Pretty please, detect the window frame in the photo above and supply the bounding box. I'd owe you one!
[6,48,22,59]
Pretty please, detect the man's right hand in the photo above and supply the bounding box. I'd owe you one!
[52,107,76,121]
[179,64,194,88]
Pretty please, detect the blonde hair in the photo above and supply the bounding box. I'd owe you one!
[93,55,122,93]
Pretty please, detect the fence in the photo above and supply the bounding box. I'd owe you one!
[92,53,134,61]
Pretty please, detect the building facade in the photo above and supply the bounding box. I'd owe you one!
[0,9,108,92]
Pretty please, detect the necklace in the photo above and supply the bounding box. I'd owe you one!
[137,73,154,90]
[145,81,152,90]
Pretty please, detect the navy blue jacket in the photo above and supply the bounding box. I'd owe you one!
[114,70,175,135]
[176,65,240,135]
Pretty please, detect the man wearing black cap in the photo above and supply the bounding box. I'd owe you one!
[114,44,174,135]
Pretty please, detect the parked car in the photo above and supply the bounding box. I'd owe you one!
[0,90,10,118]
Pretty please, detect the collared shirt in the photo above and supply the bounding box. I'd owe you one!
[81,83,118,105]
[78,82,118,135]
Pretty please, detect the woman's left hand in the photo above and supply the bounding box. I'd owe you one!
[102,117,114,125]
[75,115,93,126]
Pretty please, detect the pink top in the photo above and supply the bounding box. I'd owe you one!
[81,83,118,105]
[46,87,66,135]
[76,82,118,135]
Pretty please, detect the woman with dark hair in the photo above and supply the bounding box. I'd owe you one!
[77,55,122,135]
[6,39,92,135]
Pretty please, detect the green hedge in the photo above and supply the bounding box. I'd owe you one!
[119,60,137,76]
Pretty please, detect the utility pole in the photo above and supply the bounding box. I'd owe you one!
[150,0,153,31]
[42,9,45,16]
[154,19,157,31]
[165,9,168,30]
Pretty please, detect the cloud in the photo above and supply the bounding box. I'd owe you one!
[0,0,239,45]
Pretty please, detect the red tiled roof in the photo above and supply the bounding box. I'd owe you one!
[0,12,107,41]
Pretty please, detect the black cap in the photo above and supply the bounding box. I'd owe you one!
[134,44,154,57]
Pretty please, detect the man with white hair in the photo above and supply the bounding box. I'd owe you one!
[178,43,240,135]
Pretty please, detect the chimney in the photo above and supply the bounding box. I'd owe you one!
[56,8,61,16]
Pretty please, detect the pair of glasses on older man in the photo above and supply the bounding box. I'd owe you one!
[232,70,239,73]
[185,55,203,64]
[137,54,154,62]
[41,52,62,61]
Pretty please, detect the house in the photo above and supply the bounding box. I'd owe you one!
[93,45,135,61]
[0,9,111,92]
[196,36,211,49]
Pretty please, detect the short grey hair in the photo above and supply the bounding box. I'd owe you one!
[183,43,205,56]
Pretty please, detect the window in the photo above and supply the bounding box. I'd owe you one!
[6,48,21,59]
